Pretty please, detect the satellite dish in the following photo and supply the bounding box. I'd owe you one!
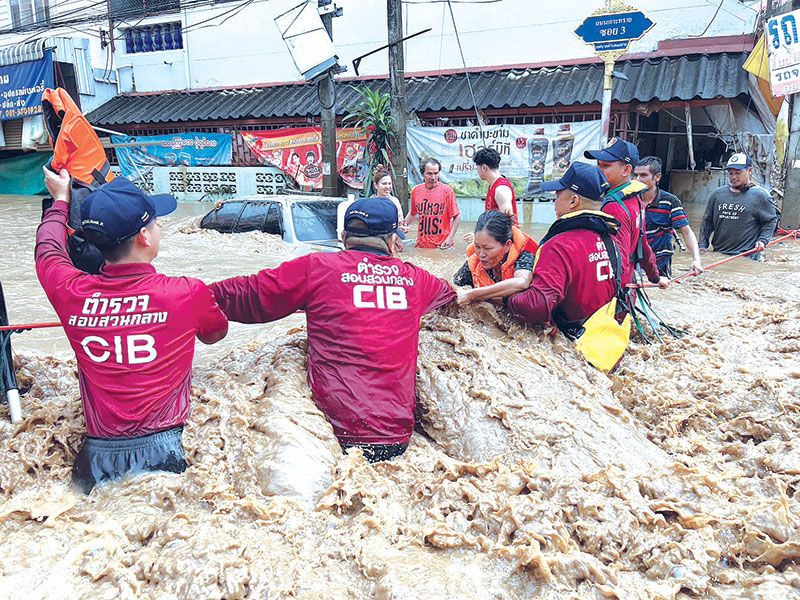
[275,1,340,82]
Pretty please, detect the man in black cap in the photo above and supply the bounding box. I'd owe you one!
[507,162,623,331]
[584,138,668,290]
[37,168,228,493]
[210,198,455,463]
[699,153,778,258]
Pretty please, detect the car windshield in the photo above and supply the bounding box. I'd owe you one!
[291,201,340,242]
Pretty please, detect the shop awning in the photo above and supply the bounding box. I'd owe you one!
[88,52,751,127]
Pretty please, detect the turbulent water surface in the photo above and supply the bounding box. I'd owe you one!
[1,196,799,599]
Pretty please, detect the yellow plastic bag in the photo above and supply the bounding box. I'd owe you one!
[574,298,631,373]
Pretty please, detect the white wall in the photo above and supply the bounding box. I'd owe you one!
[0,0,762,94]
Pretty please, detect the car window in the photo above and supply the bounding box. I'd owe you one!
[291,201,339,242]
[264,203,283,236]
[236,201,273,233]
[200,201,246,233]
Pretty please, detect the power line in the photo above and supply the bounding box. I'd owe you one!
[446,0,483,135]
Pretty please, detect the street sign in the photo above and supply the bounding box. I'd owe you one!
[766,8,800,97]
[575,10,654,52]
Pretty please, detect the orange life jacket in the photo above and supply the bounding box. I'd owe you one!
[42,87,114,188]
[466,226,538,288]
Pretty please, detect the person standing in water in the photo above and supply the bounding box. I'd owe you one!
[404,158,461,249]
[370,164,404,227]
[453,211,538,306]
[506,163,620,331]
[36,168,228,494]
[699,153,779,260]
[210,198,455,463]
[584,138,668,290]
[633,156,703,277]
[473,147,518,225]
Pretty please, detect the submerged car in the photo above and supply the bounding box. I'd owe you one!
[200,195,345,245]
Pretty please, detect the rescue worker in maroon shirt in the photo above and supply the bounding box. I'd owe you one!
[209,198,456,463]
[506,163,622,331]
[37,168,229,494]
[583,138,669,290]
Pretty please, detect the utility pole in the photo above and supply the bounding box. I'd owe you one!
[319,0,340,197]
[777,0,800,228]
[387,0,409,211]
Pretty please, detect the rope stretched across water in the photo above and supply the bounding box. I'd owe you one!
[629,230,800,290]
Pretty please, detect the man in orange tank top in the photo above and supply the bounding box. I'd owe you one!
[404,158,461,249]
[474,147,518,225]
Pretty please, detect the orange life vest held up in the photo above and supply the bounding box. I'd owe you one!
[42,87,114,188]
[466,226,538,288]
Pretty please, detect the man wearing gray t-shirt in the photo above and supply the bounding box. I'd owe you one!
[699,153,778,258]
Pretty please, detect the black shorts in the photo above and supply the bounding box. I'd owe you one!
[340,443,408,463]
[72,426,187,494]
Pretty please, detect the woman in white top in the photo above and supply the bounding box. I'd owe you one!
[371,165,406,230]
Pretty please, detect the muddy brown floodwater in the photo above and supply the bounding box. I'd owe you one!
[1,196,799,599]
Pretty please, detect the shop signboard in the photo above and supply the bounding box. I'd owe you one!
[766,8,800,97]
[0,50,54,121]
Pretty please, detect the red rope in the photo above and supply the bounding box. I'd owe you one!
[629,230,800,289]
[0,322,62,333]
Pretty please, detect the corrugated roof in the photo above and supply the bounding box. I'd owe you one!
[87,52,750,127]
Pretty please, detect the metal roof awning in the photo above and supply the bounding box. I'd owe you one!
[87,52,751,127]
[0,37,84,67]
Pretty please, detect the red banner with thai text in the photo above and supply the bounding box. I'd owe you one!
[241,127,368,190]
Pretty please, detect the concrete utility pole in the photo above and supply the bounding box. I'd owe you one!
[387,0,409,211]
[779,0,800,228]
[319,0,339,197]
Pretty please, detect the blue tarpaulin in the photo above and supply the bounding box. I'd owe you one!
[111,132,233,178]
[0,50,54,121]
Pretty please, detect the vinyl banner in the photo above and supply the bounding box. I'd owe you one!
[111,132,233,178]
[407,121,602,197]
[241,127,368,190]
[0,50,54,121]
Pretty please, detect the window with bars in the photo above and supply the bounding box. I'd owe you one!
[124,22,183,54]
[9,0,50,29]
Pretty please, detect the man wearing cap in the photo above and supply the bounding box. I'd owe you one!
[36,168,228,493]
[584,138,668,290]
[699,153,778,258]
[506,162,622,332]
[210,198,456,463]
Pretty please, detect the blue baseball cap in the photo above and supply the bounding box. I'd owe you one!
[344,197,407,239]
[81,178,177,249]
[540,162,610,202]
[584,137,640,167]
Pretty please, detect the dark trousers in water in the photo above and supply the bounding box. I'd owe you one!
[340,443,408,463]
[72,426,187,494]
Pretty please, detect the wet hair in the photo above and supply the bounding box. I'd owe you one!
[473,147,501,170]
[474,210,513,244]
[638,156,662,177]
[420,157,442,172]
[372,165,392,188]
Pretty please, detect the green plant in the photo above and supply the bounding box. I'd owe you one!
[344,86,397,193]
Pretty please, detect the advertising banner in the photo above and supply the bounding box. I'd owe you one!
[766,9,800,97]
[0,50,54,121]
[111,132,233,178]
[407,121,602,198]
[241,127,368,190]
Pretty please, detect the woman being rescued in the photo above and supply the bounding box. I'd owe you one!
[453,210,538,305]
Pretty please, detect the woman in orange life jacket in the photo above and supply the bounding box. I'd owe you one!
[453,210,538,305]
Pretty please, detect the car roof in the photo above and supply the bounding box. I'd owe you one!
[227,195,345,205]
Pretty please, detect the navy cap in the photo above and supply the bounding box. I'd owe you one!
[540,162,610,202]
[344,197,406,239]
[584,137,640,167]
[725,153,752,170]
[80,178,177,249]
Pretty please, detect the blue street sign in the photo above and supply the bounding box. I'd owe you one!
[575,11,654,47]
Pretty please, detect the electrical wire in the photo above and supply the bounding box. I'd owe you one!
[445,0,483,135]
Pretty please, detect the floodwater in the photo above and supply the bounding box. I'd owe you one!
[1,195,800,599]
